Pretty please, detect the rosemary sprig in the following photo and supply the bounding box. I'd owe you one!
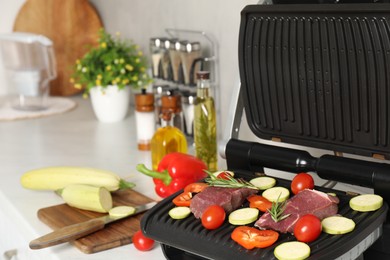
[204,170,259,190]
[267,194,291,222]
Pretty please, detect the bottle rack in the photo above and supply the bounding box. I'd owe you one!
[164,28,221,140]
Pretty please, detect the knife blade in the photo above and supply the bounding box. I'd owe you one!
[29,201,157,249]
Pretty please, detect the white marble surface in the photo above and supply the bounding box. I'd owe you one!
[0,96,165,259]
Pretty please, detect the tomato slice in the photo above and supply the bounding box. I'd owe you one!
[231,226,279,250]
[247,195,273,212]
[172,191,192,207]
[184,183,209,193]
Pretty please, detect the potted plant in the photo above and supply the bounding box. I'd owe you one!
[71,28,152,123]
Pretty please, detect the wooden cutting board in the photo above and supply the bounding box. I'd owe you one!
[13,0,103,96]
[37,189,155,254]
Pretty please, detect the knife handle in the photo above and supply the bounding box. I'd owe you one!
[29,218,106,249]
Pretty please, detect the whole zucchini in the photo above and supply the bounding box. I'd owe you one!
[21,166,135,191]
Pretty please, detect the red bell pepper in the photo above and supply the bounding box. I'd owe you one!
[231,226,279,250]
[136,152,208,198]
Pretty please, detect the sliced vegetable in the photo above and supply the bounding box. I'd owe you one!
[229,208,259,225]
[109,206,136,217]
[262,187,290,203]
[321,216,355,235]
[294,214,322,243]
[169,206,191,219]
[349,194,383,212]
[231,226,279,250]
[172,191,192,207]
[291,173,314,195]
[132,230,155,251]
[274,241,311,260]
[184,182,209,193]
[201,205,226,230]
[250,176,276,190]
[57,184,112,213]
[21,166,135,191]
[213,170,234,180]
[247,195,273,212]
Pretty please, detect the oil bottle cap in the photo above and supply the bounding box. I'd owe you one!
[196,71,210,80]
[135,89,154,112]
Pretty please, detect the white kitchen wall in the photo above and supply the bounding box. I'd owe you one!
[0,0,260,132]
[0,1,377,194]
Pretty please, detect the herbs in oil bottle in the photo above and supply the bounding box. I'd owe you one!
[194,71,217,171]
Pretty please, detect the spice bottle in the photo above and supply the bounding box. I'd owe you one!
[180,41,202,86]
[161,92,183,132]
[151,110,188,170]
[194,71,217,171]
[135,89,155,151]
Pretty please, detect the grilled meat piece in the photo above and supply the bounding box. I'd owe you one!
[255,189,339,233]
[190,186,258,219]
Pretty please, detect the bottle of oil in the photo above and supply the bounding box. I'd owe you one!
[194,71,217,171]
[150,110,187,170]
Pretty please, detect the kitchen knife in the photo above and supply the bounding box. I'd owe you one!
[29,201,157,249]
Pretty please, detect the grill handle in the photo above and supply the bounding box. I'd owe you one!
[226,139,390,201]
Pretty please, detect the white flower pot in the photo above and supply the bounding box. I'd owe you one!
[89,85,131,123]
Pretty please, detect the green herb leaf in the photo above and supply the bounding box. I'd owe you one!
[204,171,259,190]
[267,194,291,222]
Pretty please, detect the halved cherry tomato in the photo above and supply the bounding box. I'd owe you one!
[231,226,279,250]
[184,182,209,193]
[294,214,322,243]
[172,191,192,207]
[132,230,155,251]
[291,172,315,195]
[201,205,226,230]
[247,195,273,212]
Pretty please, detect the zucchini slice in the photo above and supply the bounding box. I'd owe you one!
[250,176,276,190]
[228,208,259,225]
[321,216,355,235]
[262,187,290,203]
[169,207,191,219]
[349,194,383,212]
[274,241,311,260]
[109,206,136,217]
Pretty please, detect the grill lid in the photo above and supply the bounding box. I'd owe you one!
[239,4,390,159]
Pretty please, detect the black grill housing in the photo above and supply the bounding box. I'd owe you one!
[141,3,390,260]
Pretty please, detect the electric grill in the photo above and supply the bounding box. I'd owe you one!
[141,2,390,259]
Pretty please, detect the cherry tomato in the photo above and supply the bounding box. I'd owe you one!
[291,173,315,195]
[184,182,209,193]
[231,226,279,249]
[247,195,273,212]
[216,171,233,180]
[132,230,155,251]
[201,205,226,230]
[294,214,322,243]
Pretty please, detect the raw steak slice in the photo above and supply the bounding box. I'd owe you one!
[255,189,339,233]
[190,186,258,219]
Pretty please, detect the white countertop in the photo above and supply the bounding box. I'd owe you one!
[0,96,167,259]
[0,95,373,260]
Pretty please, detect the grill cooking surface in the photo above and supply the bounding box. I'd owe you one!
[141,173,388,260]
